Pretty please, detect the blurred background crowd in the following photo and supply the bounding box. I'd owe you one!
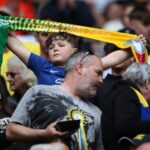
[0,0,150,57]
[0,0,150,150]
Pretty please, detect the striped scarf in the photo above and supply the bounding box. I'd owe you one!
[0,15,148,68]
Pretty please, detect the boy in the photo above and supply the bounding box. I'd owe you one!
[6,32,146,85]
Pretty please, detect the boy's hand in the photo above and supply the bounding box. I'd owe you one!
[8,30,14,36]
[138,34,147,46]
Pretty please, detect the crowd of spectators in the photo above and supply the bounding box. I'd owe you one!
[0,0,150,150]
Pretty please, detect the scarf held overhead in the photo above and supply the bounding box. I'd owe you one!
[0,15,148,67]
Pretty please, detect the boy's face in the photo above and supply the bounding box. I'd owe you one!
[48,38,76,66]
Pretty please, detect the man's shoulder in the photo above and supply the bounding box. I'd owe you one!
[86,102,102,116]
[30,85,60,93]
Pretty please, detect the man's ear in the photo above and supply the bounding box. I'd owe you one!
[145,80,150,89]
[76,63,83,75]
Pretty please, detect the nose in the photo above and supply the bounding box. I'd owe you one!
[53,45,59,52]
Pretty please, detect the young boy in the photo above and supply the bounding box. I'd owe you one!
[6,32,146,85]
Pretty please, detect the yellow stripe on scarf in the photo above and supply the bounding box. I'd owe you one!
[0,15,148,63]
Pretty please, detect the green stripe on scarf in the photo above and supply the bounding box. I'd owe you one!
[0,15,148,70]
[0,20,9,69]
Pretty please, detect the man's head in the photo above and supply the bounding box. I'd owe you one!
[123,63,150,103]
[64,51,103,99]
[30,141,69,150]
[46,32,79,66]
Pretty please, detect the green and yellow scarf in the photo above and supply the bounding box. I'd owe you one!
[0,16,148,69]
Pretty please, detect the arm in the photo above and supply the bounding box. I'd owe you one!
[6,34,31,65]
[102,34,147,70]
[6,121,70,142]
[102,49,130,70]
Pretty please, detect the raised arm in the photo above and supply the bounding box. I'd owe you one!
[102,50,130,70]
[102,34,147,70]
[6,34,31,65]
[6,122,69,142]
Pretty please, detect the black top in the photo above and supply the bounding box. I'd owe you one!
[95,74,122,110]
[101,79,150,150]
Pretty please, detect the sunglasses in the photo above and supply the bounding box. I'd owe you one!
[6,72,20,78]
[79,51,90,63]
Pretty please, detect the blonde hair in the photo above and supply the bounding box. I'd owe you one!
[7,56,37,87]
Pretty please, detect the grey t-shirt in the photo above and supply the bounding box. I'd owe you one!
[11,85,102,150]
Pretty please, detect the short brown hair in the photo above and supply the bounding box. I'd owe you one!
[46,32,79,48]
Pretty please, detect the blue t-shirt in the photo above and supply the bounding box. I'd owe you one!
[27,53,64,85]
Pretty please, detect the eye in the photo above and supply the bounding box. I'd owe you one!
[58,43,65,47]
[49,45,54,50]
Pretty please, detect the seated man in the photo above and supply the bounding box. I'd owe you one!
[6,51,103,150]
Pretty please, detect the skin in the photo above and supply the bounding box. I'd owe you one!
[60,55,103,100]
[35,32,51,59]
[77,56,103,99]
[6,121,71,142]
[6,55,103,143]
[6,66,26,94]
[6,33,147,70]
[136,142,150,150]
[138,80,150,105]
[48,39,77,66]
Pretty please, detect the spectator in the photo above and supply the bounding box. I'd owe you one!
[101,63,150,150]
[6,32,146,85]
[0,56,37,149]
[6,55,37,115]
[95,39,134,110]
[6,51,103,150]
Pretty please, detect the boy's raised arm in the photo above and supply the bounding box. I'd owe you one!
[102,34,147,70]
[6,34,31,65]
[102,50,130,70]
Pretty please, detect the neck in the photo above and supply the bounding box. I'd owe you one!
[40,51,49,59]
[138,85,150,105]
[17,84,30,95]
[60,78,80,99]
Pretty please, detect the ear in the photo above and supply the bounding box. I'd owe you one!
[75,63,83,75]
[72,48,78,54]
[145,80,150,89]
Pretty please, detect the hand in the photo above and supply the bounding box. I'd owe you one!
[44,121,72,139]
[138,34,147,46]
